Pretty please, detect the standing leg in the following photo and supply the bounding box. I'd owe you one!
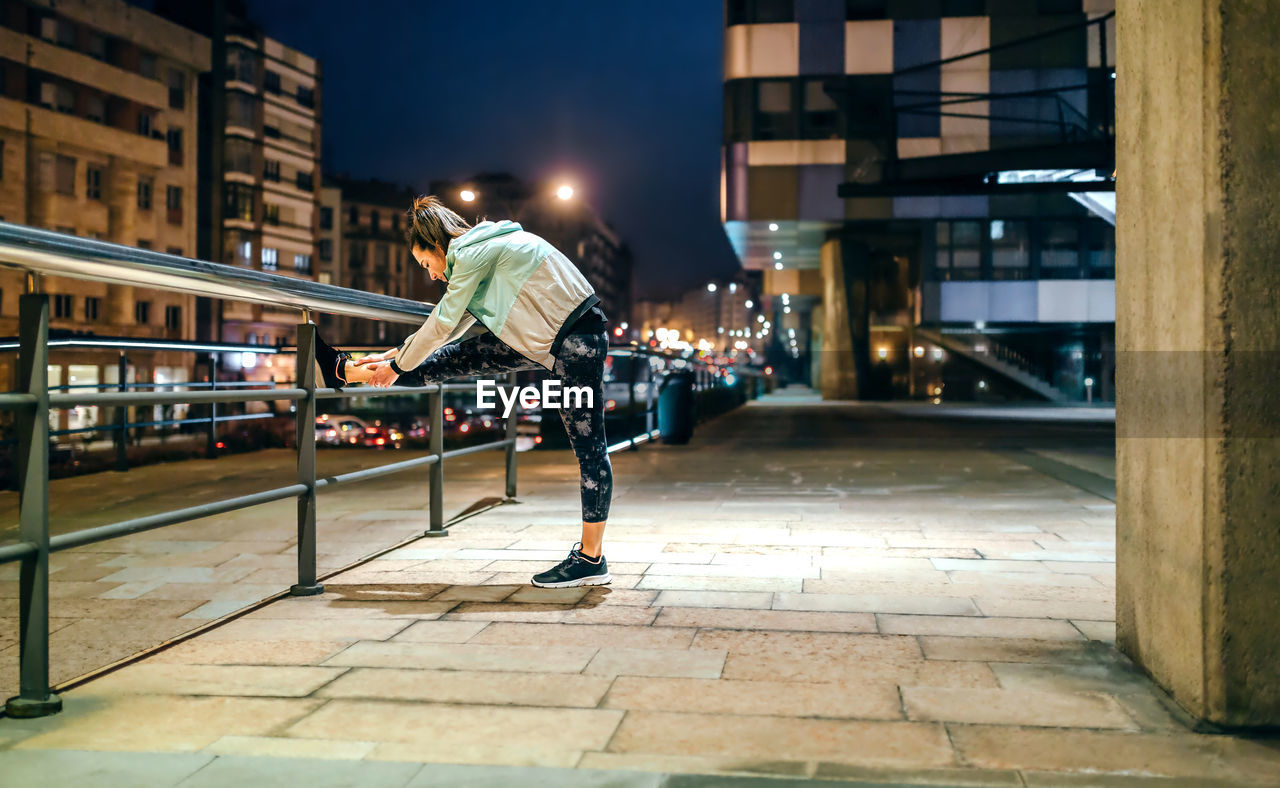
[530,332,612,588]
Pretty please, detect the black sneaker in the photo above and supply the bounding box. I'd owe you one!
[531,542,611,588]
[312,330,351,390]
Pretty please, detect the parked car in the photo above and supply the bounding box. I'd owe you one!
[316,414,370,446]
[358,424,402,449]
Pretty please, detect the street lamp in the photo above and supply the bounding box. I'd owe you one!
[556,184,574,201]
[459,189,476,202]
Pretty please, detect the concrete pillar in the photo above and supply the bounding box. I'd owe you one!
[818,237,858,399]
[1116,0,1280,728]
[105,157,136,329]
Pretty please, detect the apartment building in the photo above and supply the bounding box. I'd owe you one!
[0,0,210,430]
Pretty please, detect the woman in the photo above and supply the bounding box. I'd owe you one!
[315,195,613,589]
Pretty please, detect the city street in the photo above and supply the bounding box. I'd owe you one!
[3,389,1275,785]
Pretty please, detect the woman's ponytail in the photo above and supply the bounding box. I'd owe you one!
[404,195,472,253]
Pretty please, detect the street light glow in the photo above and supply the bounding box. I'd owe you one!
[773,251,782,260]
[556,184,574,200]
[768,223,779,231]
[744,300,753,309]
[460,189,476,202]
[707,283,717,292]
[774,262,782,270]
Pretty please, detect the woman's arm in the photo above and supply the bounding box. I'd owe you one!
[390,247,491,374]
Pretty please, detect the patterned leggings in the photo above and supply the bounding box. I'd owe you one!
[397,330,613,523]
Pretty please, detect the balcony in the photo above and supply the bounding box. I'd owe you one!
[11,98,166,167]
[0,27,167,110]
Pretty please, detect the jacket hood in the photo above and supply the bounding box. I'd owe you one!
[445,220,522,278]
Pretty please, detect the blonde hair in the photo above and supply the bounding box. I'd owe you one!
[404,195,472,254]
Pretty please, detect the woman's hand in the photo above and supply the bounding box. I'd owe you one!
[368,362,400,389]
[353,348,398,367]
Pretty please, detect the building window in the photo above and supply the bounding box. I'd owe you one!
[261,247,278,270]
[371,211,380,233]
[991,220,1031,280]
[263,159,280,181]
[55,155,76,196]
[137,239,153,249]
[137,111,153,137]
[754,80,795,140]
[263,203,280,225]
[87,32,107,61]
[225,183,255,221]
[227,47,256,84]
[0,140,4,180]
[54,84,74,114]
[294,253,311,273]
[935,221,981,281]
[1039,220,1081,276]
[230,233,253,266]
[137,178,152,210]
[263,124,280,139]
[166,127,183,166]
[296,171,313,191]
[53,294,73,319]
[228,93,255,128]
[319,206,333,230]
[844,0,888,20]
[39,16,73,47]
[297,85,314,108]
[84,297,100,322]
[135,301,151,325]
[802,79,839,139]
[167,247,183,257]
[348,206,358,225]
[225,137,253,174]
[139,52,157,80]
[318,239,332,261]
[164,305,181,331]
[167,68,185,109]
[264,70,281,94]
[726,0,795,25]
[1087,221,1115,277]
[85,166,103,200]
[166,185,183,225]
[85,94,105,123]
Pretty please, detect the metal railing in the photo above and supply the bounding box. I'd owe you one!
[0,223,523,718]
[0,223,767,719]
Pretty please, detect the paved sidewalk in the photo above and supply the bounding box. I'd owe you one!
[2,394,1278,786]
[0,446,513,698]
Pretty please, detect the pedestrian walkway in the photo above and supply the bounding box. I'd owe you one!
[2,396,1278,786]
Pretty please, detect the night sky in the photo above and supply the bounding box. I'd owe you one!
[242,0,739,301]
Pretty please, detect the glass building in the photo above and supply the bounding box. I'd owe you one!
[721,0,1116,402]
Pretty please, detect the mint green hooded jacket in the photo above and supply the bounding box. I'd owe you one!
[390,220,600,374]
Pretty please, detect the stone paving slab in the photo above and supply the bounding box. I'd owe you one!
[3,397,1279,785]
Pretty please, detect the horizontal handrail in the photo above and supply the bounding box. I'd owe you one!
[0,222,432,325]
[48,484,310,553]
[49,388,308,408]
[0,541,37,563]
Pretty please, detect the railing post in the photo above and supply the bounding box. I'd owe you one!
[5,293,62,718]
[290,322,322,596]
[504,370,518,498]
[426,383,447,536]
[627,354,639,450]
[645,357,657,435]
[114,352,128,472]
[206,353,218,459]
